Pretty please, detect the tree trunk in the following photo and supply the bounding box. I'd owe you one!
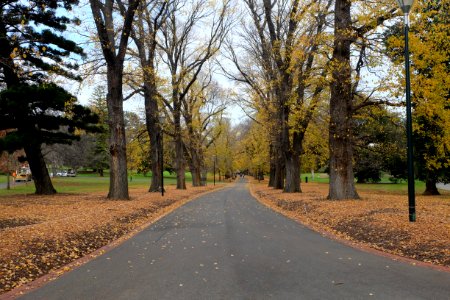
[89,0,139,200]
[144,81,162,192]
[24,143,56,195]
[423,177,440,195]
[268,143,275,187]
[6,155,10,190]
[273,151,285,189]
[188,147,204,187]
[328,0,359,200]
[131,7,162,193]
[106,68,129,199]
[284,154,301,193]
[6,172,10,190]
[284,131,302,193]
[190,165,202,187]
[273,117,285,189]
[149,129,162,192]
[174,128,186,190]
[173,85,186,189]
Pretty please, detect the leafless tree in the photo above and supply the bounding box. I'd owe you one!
[182,75,227,186]
[158,0,232,189]
[89,0,139,199]
[127,0,169,192]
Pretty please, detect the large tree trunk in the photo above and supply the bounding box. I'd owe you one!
[328,0,359,200]
[273,145,285,189]
[284,154,301,193]
[173,105,186,189]
[144,81,162,192]
[24,143,56,195]
[131,3,163,193]
[273,109,285,189]
[273,153,285,189]
[89,0,139,200]
[175,136,186,189]
[423,177,440,195]
[149,127,162,192]
[189,164,202,187]
[190,167,201,186]
[268,143,276,187]
[106,68,129,199]
[284,131,302,193]
[188,147,204,187]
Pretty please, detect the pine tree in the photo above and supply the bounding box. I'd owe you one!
[0,83,100,194]
[0,0,84,86]
[0,0,89,194]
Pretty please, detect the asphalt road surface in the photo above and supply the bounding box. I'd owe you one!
[20,179,450,299]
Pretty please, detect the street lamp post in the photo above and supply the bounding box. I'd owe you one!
[396,0,416,222]
[159,116,165,197]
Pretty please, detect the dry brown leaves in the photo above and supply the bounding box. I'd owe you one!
[250,180,450,267]
[0,184,225,294]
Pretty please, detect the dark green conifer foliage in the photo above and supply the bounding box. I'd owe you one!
[0,0,84,86]
[0,0,92,194]
[0,83,100,194]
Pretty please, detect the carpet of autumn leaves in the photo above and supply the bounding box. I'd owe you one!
[0,184,225,294]
[250,180,450,268]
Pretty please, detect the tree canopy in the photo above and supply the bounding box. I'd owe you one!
[0,83,100,194]
[0,0,84,86]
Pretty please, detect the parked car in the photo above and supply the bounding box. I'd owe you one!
[15,167,32,182]
[67,170,76,177]
[56,171,67,177]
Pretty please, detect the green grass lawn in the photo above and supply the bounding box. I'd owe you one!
[0,171,221,195]
[302,172,431,194]
[0,172,170,195]
[0,175,7,184]
[1,171,439,196]
[355,181,427,194]
[301,173,329,184]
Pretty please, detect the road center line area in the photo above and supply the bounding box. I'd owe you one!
[18,179,450,300]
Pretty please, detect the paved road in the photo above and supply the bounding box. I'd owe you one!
[20,179,450,299]
[0,180,28,189]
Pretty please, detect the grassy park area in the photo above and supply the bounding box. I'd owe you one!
[0,172,429,195]
[0,171,213,195]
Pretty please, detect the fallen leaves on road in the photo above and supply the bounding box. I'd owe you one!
[0,184,224,294]
[250,180,450,267]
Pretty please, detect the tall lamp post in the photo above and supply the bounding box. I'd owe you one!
[396,0,416,222]
[159,115,165,197]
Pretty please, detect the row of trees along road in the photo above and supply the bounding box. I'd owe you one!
[227,0,448,198]
[0,0,232,197]
[1,0,448,198]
